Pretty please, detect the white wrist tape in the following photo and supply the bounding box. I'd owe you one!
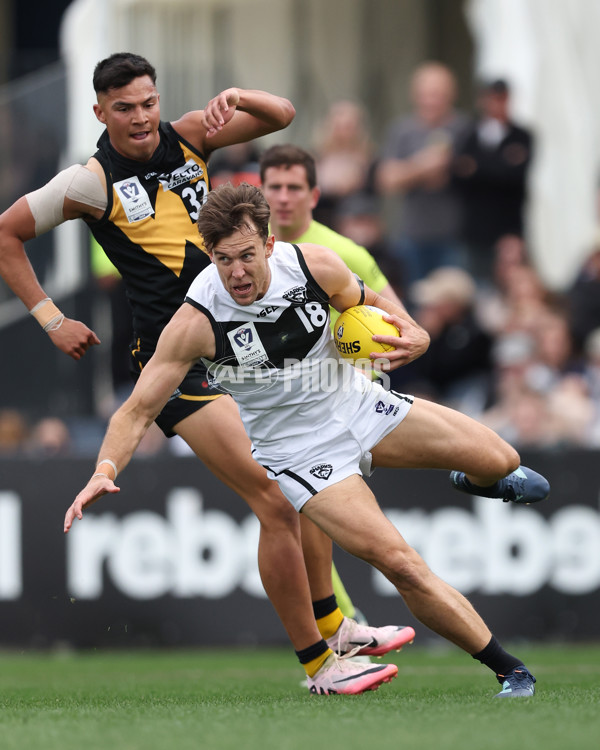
[96,458,118,480]
[44,314,65,332]
[29,297,65,331]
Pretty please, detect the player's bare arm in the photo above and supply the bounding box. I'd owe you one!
[64,303,215,533]
[300,242,430,368]
[377,282,405,310]
[361,287,430,366]
[173,88,295,155]
[0,165,107,358]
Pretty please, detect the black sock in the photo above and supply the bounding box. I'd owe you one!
[312,594,338,619]
[472,635,523,675]
[295,639,330,665]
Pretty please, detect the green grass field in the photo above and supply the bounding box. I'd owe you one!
[0,643,598,750]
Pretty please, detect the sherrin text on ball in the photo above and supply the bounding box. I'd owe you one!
[334,305,399,363]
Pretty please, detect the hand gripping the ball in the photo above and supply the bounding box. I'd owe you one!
[334,305,429,371]
[371,311,430,370]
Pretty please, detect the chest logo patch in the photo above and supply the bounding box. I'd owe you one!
[113,176,154,223]
[158,159,204,191]
[283,286,308,305]
[228,321,269,367]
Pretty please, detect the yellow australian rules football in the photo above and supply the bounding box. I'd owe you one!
[334,305,399,363]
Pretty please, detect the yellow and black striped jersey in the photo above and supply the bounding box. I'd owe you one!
[88,122,211,345]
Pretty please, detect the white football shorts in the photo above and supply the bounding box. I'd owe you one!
[261,380,414,511]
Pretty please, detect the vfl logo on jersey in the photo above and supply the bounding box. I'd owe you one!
[283,286,308,305]
[375,401,395,415]
[228,321,269,367]
[233,327,253,348]
[158,159,204,191]
[309,464,333,480]
[113,176,154,223]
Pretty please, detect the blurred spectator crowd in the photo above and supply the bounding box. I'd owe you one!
[209,60,600,453]
[4,60,600,457]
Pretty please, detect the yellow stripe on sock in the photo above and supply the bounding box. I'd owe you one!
[303,648,334,678]
[316,607,344,640]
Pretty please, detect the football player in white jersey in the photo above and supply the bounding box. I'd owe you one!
[66,183,549,698]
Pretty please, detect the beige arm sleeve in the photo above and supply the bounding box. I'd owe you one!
[25,164,108,236]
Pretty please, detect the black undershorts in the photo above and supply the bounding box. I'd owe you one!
[130,341,223,437]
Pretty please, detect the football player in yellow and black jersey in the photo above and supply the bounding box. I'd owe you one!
[0,53,409,692]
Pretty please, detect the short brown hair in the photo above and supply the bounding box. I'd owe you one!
[259,144,317,189]
[197,183,270,254]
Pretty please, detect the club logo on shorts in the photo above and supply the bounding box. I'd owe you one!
[309,463,333,480]
[283,286,308,305]
[375,400,395,415]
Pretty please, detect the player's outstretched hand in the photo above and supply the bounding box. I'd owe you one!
[64,475,120,533]
[201,87,240,137]
[370,312,430,370]
[48,317,100,360]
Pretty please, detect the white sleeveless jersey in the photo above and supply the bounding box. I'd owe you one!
[185,242,366,469]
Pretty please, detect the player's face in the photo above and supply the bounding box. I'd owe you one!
[211,225,275,306]
[261,165,320,241]
[93,75,161,161]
